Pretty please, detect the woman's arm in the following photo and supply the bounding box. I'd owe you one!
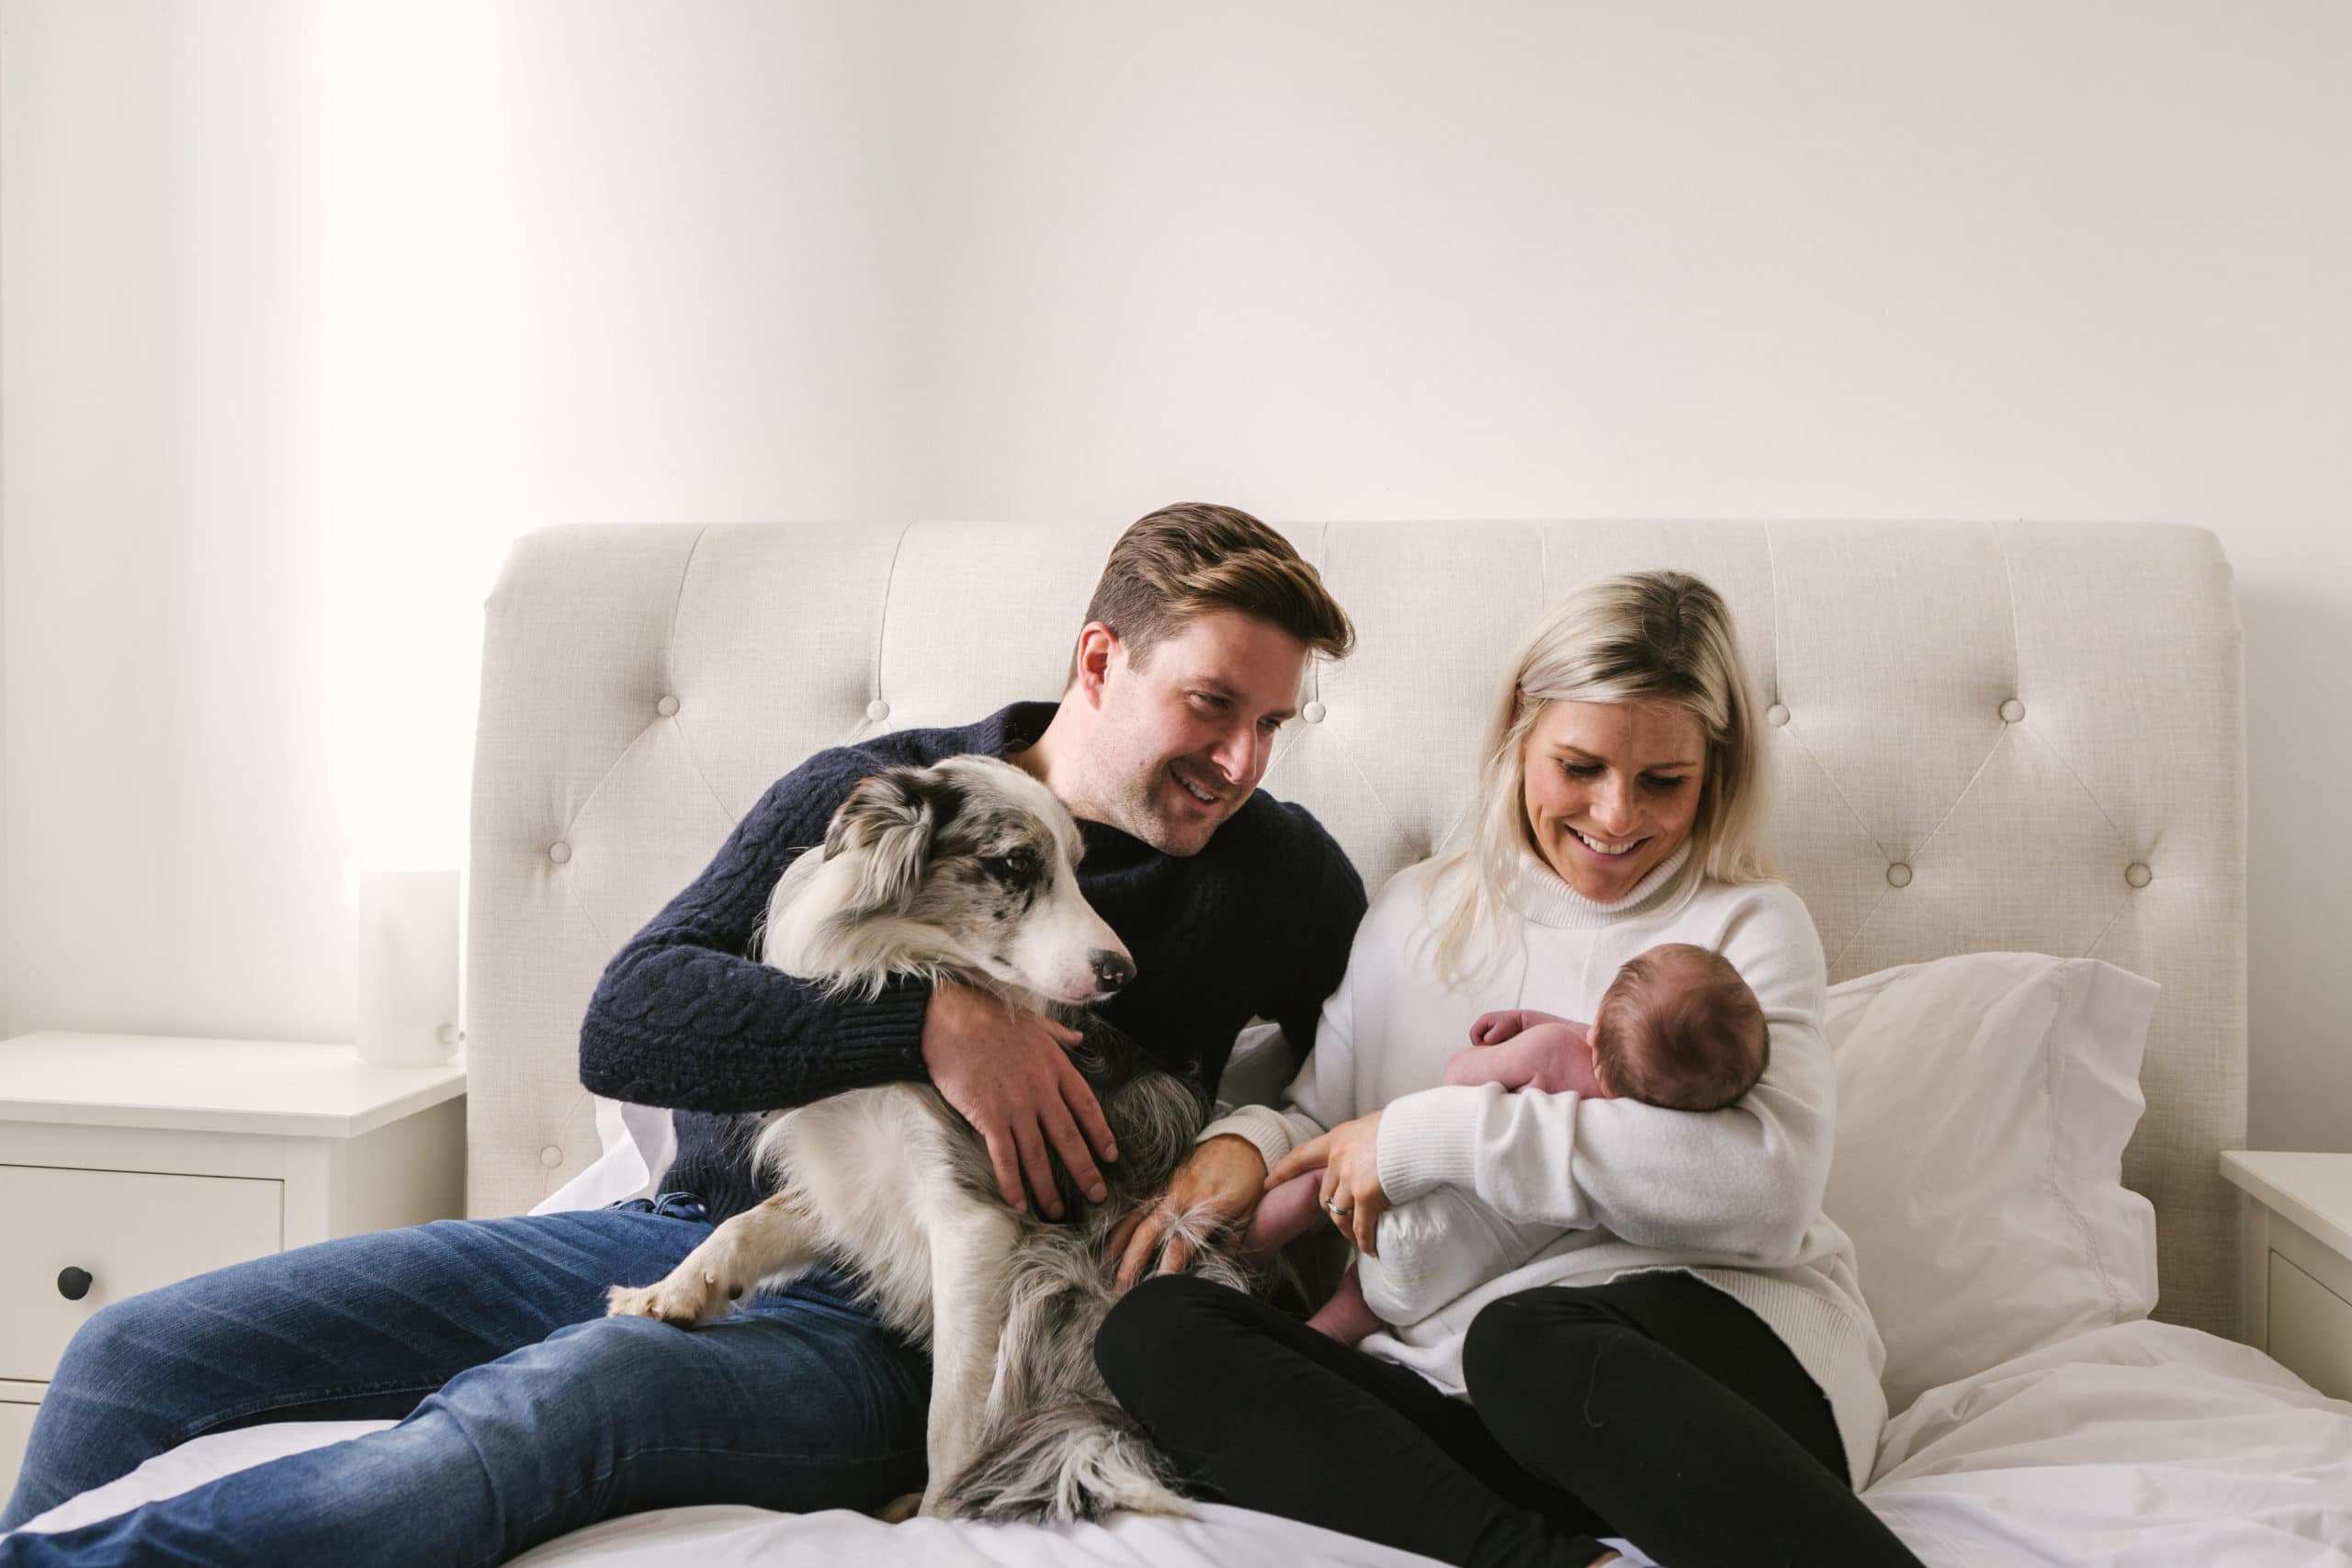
[1113,871,1415,1285]
[1111,1000,1357,1287]
[1375,887,1834,1264]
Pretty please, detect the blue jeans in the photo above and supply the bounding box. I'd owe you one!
[0,1195,929,1565]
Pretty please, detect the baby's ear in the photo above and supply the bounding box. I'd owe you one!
[824,767,944,914]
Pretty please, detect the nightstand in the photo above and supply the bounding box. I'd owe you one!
[2220,1151,2352,1401]
[0,1032,467,1494]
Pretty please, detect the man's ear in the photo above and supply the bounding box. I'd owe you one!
[1072,622,1119,707]
[823,767,940,914]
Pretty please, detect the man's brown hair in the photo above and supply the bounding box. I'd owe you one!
[1069,503,1356,685]
[1590,942,1770,1112]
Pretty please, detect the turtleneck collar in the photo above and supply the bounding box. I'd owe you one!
[1505,837,1696,929]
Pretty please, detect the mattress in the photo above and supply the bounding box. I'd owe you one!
[15,1320,2349,1565]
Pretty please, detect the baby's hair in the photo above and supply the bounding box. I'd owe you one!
[1590,942,1768,1111]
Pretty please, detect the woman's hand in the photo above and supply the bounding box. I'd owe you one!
[1110,1134,1268,1291]
[1264,1111,1389,1257]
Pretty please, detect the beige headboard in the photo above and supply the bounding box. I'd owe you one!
[466,521,2245,1337]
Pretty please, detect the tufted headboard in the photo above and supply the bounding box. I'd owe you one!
[466,521,2245,1337]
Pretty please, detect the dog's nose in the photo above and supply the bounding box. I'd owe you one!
[1091,951,1136,992]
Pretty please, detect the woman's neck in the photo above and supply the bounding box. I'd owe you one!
[1507,838,1694,929]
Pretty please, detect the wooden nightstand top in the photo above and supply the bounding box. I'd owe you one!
[0,1032,465,1139]
[2222,1151,2352,1262]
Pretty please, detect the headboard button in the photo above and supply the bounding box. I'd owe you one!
[2125,863,2152,888]
[1765,704,1790,728]
[656,695,680,717]
[866,699,891,722]
[539,1145,563,1168]
[1302,701,1327,724]
[1999,698,2026,723]
[548,841,571,864]
[1886,863,1914,888]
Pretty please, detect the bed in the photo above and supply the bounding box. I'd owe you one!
[17,520,2352,1562]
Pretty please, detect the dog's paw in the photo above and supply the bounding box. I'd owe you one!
[872,1491,924,1524]
[605,1272,724,1325]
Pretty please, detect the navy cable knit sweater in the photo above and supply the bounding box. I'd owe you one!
[577,701,1369,1224]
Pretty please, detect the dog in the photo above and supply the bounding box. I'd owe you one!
[605,754,1251,1522]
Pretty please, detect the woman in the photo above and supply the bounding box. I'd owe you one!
[1094,571,1924,1568]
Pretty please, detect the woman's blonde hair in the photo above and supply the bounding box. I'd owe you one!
[1428,570,1779,987]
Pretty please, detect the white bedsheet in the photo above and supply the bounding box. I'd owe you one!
[14,1320,2352,1565]
[1865,1320,2352,1564]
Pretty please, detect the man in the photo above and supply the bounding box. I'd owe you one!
[1,503,1367,1566]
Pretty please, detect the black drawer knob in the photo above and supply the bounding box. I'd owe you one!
[57,1267,93,1302]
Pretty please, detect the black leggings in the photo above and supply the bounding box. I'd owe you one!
[1094,1269,1926,1568]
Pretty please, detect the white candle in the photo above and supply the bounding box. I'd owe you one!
[356,866,461,1066]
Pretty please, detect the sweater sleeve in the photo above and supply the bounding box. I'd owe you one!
[1375,885,1832,1265]
[576,751,933,1113]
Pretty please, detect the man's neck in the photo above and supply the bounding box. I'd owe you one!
[1006,695,1087,809]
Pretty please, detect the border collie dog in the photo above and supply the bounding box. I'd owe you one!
[606,755,1247,1522]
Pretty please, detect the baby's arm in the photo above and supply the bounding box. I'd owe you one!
[1239,1169,1327,1262]
[1469,1009,1559,1046]
[1447,1017,1602,1096]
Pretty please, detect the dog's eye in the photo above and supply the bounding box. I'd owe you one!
[982,851,1037,882]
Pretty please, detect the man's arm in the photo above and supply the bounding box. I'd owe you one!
[576,752,932,1114]
[577,744,1118,1216]
[1264,806,1370,1077]
[1193,812,1370,1171]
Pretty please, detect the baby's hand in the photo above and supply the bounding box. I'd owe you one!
[1470,1009,1573,1046]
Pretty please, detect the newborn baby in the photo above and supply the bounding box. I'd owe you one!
[1246,942,1770,1344]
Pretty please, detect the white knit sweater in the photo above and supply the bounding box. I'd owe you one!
[1200,843,1889,1491]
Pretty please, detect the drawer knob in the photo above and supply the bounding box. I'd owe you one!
[58,1266,93,1302]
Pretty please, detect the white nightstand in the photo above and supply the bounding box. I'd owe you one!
[0,1032,467,1494]
[2220,1151,2352,1401]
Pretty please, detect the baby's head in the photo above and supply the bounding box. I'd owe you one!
[1589,942,1768,1112]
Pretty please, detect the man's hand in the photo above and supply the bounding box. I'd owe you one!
[922,979,1118,1220]
[1110,1134,1268,1290]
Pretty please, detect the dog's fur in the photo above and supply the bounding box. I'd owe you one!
[605,755,1251,1522]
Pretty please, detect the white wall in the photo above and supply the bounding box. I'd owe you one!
[5,0,2346,1148]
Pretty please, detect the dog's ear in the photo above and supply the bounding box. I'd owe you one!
[823,767,941,915]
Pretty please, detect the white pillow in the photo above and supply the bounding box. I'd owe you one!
[1819,952,2159,1416]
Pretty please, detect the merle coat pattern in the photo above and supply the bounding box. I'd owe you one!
[607,755,1254,1522]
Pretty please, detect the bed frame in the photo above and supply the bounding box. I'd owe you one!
[464,521,2246,1338]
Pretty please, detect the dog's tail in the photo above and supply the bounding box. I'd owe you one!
[933,1396,1191,1524]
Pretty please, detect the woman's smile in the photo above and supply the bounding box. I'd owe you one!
[1566,826,1647,858]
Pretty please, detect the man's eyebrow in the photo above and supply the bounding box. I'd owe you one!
[1198,679,1297,722]
[1555,746,1700,770]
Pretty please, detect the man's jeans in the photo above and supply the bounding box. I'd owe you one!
[0,1195,929,1565]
